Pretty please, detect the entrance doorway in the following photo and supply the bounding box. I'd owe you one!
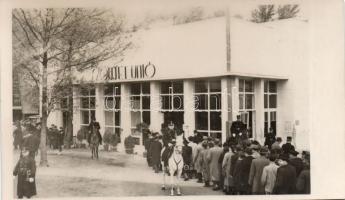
[162,111,184,130]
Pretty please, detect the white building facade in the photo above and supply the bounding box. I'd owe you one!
[48,16,311,151]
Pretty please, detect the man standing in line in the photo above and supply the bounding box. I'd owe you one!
[239,148,254,194]
[261,154,279,194]
[207,138,223,190]
[271,137,283,151]
[282,136,295,156]
[273,154,297,194]
[249,147,270,194]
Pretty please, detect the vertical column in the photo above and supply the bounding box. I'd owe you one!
[255,79,265,144]
[120,83,131,148]
[95,84,105,137]
[72,86,80,137]
[231,77,239,120]
[221,78,229,143]
[150,81,163,133]
[183,80,195,138]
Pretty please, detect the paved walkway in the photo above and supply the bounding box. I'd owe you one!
[13,149,224,198]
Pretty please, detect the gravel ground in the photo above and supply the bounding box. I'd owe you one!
[13,148,224,198]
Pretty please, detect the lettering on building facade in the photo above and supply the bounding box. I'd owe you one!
[104,62,156,81]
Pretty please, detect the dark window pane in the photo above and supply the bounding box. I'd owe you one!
[143,111,150,125]
[195,80,208,93]
[142,83,150,94]
[90,110,95,120]
[115,128,121,143]
[115,111,120,126]
[270,111,276,121]
[264,81,268,93]
[81,111,89,124]
[104,84,113,96]
[161,82,171,94]
[161,95,171,110]
[80,86,89,96]
[81,98,89,109]
[265,112,268,122]
[173,95,183,110]
[194,94,208,110]
[239,80,244,92]
[209,80,221,92]
[245,80,254,92]
[210,111,221,131]
[130,96,140,110]
[173,81,183,94]
[245,94,254,109]
[130,83,141,95]
[269,81,277,93]
[114,97,121,109]
[269,94,277,108]
[142,96,150,110]
[131,111,141,127]
[89,87,95,96]
[195,112,208,130]
[90,97,95,109]
[210,94,221,110]
[264,94,268,109]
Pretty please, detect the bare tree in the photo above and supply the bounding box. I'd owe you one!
[251,5,275,23]
[277,4,300,19]
[12,8,132,166]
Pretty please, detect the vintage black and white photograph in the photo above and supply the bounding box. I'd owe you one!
[2,0,344,199]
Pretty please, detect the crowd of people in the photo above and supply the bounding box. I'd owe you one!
[144,117,310,195]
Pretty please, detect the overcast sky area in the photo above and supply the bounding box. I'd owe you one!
[109,0,308,29]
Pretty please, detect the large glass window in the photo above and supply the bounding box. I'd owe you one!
[104,84,121,141]
[194,80,222,140]
[79,85,96,132]
[130,83,151,145]
[160,81,184,111]
[264,81,277,134]
[239,79,255,138]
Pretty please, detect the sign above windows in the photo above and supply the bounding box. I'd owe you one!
[104,62,156,81]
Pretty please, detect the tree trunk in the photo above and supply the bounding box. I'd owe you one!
[64,102,73,148]
[40,51,49,167]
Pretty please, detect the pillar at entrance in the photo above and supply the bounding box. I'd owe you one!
[221,78,230,143]
[119,83,131,152]
[255,79,265,144]
[72,86,80,137]
[150,82,163,133]
[95,84,105,136]
[183,80,195,138]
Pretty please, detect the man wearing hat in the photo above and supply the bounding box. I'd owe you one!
[289,150,304,177]
[248,146,270,194]
[207,138,223,190]
[273,154,297,194]
[161,121,177,168]
[200,141,211,187]
[193,137,205,183]
[296,152,310,194]
[271,137,283,151]
[282,136,295,156]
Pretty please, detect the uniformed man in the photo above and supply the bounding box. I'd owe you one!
[230,115,246,142]
[161,121,177,167]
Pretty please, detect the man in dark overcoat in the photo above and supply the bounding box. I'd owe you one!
[264,127,276,149]
[230,115,246,144]
[273,154,297,194]
[238,147,254,194]
[145,133,153,166]
[13,148,37,199]
[289,150,304,177]
[149,134,163,173]
[282,136,295,156]
[182,139,193,180]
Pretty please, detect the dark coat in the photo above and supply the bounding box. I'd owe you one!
[282,143,295,155]
[149,140,162,166]
[230,121,245,135]
[23,134,40,156]
[233,158,243,192]
[274,164,297,194]
[13,156,37,198]
[289,157,304,177]
[162,128,176,147]
[182,145,192,165]
[296,168,310,194]
[238,156,254,192]
[230,153,239,176]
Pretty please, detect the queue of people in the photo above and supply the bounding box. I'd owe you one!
[144,118,310,195]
